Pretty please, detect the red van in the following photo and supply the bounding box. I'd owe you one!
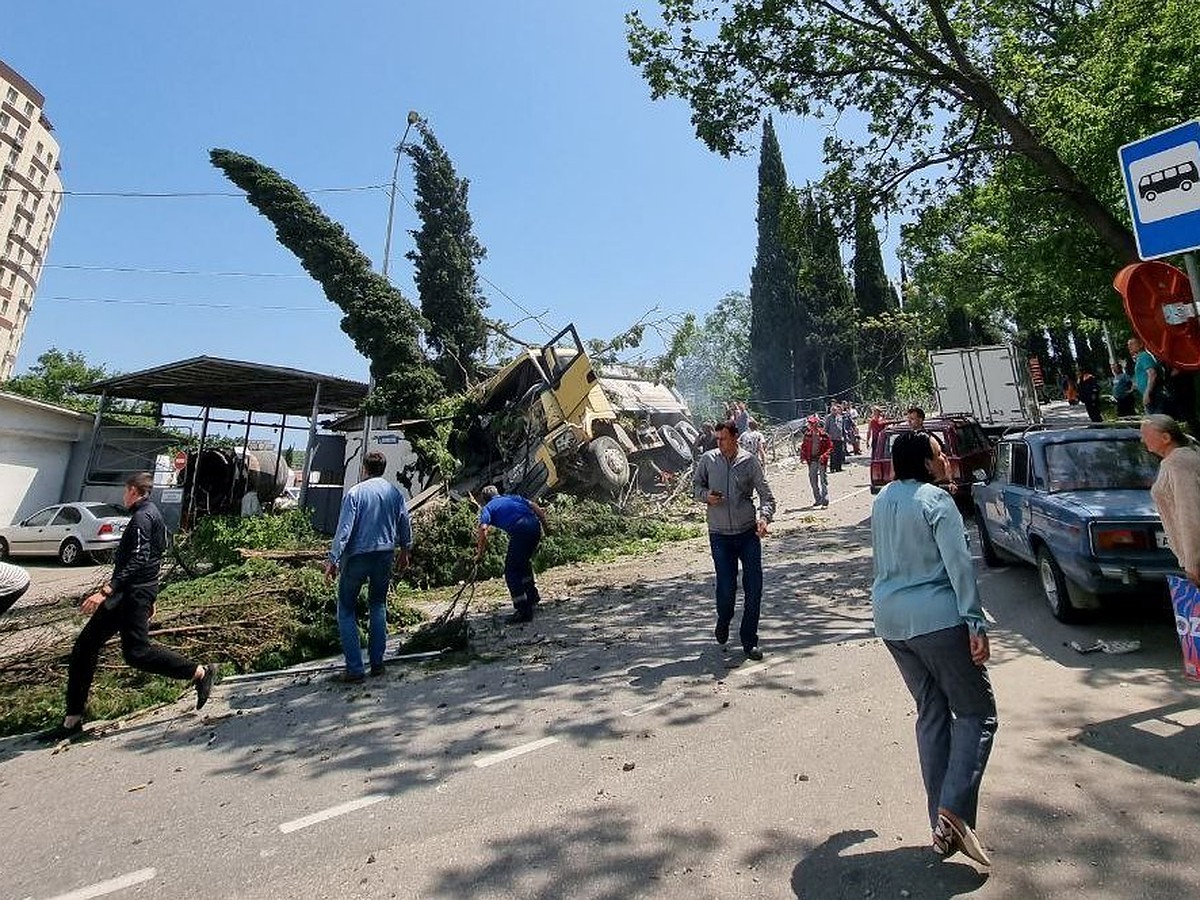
[870,416,993,498]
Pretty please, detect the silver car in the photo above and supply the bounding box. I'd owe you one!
[0,502,131,566]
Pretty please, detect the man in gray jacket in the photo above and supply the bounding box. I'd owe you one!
[693,420,776,660]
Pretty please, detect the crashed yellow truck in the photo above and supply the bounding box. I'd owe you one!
[448,324,699,499]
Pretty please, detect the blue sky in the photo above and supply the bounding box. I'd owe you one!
[5,3,897,382]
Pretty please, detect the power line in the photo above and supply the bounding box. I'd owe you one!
[44,264,307,278]
[0,184,387,198]
[42,295,329,312]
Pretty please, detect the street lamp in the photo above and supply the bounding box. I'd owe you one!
[382,110,421,279]
[363,110,421,463]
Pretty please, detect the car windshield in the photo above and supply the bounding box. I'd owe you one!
[1043,439,1159,492]
[85,504,127,518]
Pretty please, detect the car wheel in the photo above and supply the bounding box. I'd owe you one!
[59,538,84,567]
[1036,546,1078,623]
[0,537,8,560]
[658,424,693,467]
[675,420,700,446]
[976,512,1004,568]
[588,435,631,493]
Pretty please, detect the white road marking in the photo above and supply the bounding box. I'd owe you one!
[473,736,560,768]
[831,486,871,504]
[278,794,388,833]
[44,868,156,900]
[732,660,774,677]
[623,692,684,717]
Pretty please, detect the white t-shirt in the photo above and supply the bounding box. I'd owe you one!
[739,430,765,456]
[0,561,31,594]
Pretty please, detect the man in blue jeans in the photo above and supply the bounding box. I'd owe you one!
[476,486,547,624]
[693,420,776,660]
[325,451,413,683]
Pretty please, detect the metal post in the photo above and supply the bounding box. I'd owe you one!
[239,411,254,502]
[1184,252,1200,321]
[79,391,106,500]
[186,406,210,528]
[273,414,288,500]
[298,383,322,509]
[367,110,421,456]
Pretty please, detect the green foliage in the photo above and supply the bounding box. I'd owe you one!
[748,117,798,421]
[627,0,1140,262]
[178,509,321,570]
[853,200,902,397]
[403,496,701,590]
[675,291,752,421]
[2,348,153,418]
[403,121,490,392]
[209,149,443,419]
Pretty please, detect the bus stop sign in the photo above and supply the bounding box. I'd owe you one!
[1119,119,1200,260]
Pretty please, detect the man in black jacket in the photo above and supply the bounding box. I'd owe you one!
[40,473,215,742]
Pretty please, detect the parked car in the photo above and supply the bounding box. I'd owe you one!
[972,425,1177,622]
[0,502,130,566]
[870,416,993,498]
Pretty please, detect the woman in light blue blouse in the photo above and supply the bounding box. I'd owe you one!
[871,431,997,869]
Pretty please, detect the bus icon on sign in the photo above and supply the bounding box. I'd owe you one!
[1138,161,1198,202]
[1129,141,1200,224]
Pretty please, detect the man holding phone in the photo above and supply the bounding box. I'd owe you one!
[693,420,776,660]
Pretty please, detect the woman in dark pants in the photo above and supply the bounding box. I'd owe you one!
[870,431,998,868]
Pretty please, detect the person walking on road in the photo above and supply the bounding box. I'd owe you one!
[799,415,833,508]
[0,560,31,617]
[871,432,997,868]
[1111,362,1137,417]
[40,473,216,743]
[867,406,887,456]
[476,486,548,624]
[739,418,767,466]
[1077,369,1102,422]
[325,451,413,683]
[1142,415,1200,588]
[693,420,776,661]
[825,403,846,472]
[1129,336,1167,414]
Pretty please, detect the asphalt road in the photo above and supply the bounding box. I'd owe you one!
[1,459,1197,900]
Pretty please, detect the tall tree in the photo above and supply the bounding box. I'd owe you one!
[626,0,1200,263]
[675,291,752,421]
[748,117,797,420]
[801,198,859,398]
[852,199,901,392]
[403,121,489,392]
[210,149,442,418]
[781,187,820,407]
[1,348,153,417]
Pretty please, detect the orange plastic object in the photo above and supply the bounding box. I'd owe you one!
[1114,261,1200,371]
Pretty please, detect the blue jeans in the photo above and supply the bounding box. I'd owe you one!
[709,529,763,649]
[504,521,542,611]
[337,550,393,676]
[885,624,998,829]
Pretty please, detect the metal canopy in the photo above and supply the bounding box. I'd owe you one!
[81,356,368,416]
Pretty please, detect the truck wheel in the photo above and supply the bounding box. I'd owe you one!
[1036,546,1078,623]
[975,511,1004,568]
[675,420,700,446]
[588,436,630,492]
[0,537,8,560]
[658,424,693,467]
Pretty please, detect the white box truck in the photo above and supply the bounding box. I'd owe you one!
[929,344,1041,432]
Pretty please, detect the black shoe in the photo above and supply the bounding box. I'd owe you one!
[744,646,764,661]
[369,663,386,677]
[333,670,366,684]
[37,721,83,744]
[715,621,729,645]
[505,605,534,625]
[195,663,217,710]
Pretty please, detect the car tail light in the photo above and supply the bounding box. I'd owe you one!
[1092,526,1152,551]
[98,523,114,536]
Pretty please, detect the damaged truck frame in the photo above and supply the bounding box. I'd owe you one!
[449,324,698,499]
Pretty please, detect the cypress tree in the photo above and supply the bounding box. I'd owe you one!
[805,199,859,398]
[852,198,901,390]
[210,148,442,419]
[748,117,798,420]
[403,121,489,392]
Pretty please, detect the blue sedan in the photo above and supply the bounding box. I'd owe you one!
[973,425,1177,622]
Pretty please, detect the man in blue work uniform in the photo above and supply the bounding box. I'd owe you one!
[325,452,413,683]
[476,485,548,624]
[693,420,776,661]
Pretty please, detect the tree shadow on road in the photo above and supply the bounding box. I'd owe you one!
[790,830,987,899]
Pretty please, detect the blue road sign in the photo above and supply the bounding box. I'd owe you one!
[1119,119,1200,260]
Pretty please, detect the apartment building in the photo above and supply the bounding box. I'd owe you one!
[0,59,62,380]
